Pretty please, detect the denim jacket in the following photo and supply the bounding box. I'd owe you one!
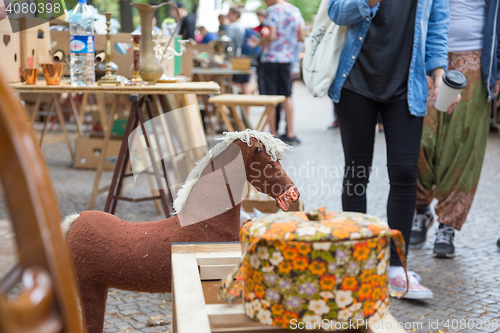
[482,0,500,101]
[328,0,449,117]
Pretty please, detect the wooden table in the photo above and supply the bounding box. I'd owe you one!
[171,243,407,333]
[208,94,286,133]
[12,81,221,213]
[193,67,253,95]
[11,81,221,159]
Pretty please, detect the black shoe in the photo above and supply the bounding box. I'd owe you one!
[497,238,500,248]
[280,135,301,145]
[410,209,434,249]
[433,224,455,258]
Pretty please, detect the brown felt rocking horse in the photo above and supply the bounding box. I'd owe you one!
[63,130,300,333]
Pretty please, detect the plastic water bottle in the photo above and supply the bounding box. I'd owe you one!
[69,0,95,86]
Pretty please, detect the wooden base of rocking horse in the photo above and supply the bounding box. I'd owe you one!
[104,95,173,217]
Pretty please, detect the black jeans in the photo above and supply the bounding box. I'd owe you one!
[335,89,423,266]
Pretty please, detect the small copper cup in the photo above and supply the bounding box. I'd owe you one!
[42,63,64,85]
[22,68,38,85]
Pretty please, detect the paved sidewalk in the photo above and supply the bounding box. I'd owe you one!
[0,82,499,332]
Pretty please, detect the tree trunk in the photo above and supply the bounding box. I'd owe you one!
[120,0,134,32]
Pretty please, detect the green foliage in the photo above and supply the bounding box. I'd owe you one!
[258,0,321,23]
[287,0,320,22]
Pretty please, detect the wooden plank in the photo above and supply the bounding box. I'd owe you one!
[207,304,280,329]
[200,264,237,280]
[172,242,241,254]
[192,68,253,76]
[10,81,221,95]
[209,94,285,107]
[172,253,212,333]
[202,281,242,305]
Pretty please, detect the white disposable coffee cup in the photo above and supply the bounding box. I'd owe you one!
[434,70,467,112]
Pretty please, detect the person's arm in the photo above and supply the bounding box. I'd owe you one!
[425,0,449,75]
[495,11,500,105]
[328,0,380,26]
[297,24,305,43]
[248,8,277,47]
[425,0,456,111]
[259,26,276,46]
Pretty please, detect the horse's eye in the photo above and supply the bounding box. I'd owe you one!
[265,164,272,169]
[257,146,263,153]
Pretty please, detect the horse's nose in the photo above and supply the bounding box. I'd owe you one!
[285,186,300,203]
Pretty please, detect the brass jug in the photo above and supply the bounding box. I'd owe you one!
[131,3,167,84]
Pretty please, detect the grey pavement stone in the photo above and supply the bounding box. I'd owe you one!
[132,316,150,324]
[120,309,140,316]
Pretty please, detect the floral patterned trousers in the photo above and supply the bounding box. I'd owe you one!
[417,51,490,230]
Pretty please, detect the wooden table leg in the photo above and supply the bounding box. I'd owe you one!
[88,95,119,210]
[39,100,55,147]
[106,101,140,215]
[229,105,246,131]
[256,105,274,132]
[69,94,84,137]
[217,105,234,132]
[78,93,88,130]
[30,94,42,125]
[52,94,74,163]
[95,93,108,132]
[144,100,172,215]
[153,95,183,183]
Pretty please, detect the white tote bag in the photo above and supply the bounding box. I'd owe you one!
[303,0,347,98]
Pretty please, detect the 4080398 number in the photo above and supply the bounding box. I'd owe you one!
[444,319,499,330]
[5,2,61,15]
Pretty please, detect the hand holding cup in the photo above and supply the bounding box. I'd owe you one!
[433,69,466,114]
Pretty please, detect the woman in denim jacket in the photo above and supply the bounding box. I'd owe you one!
[328,0,458,299]
[412,0,500,258]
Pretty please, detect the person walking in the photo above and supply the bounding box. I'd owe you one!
[410,0,500,258]
[226,5,252,108]
[248,0,305,144]
[328,0,458,299]
[171,2,196,40]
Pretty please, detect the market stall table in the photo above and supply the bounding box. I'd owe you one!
[208,94,286,133]
[11,80,221,216]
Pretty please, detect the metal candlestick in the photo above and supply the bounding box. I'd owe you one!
[98,12,120,86]
[126,34,148,86]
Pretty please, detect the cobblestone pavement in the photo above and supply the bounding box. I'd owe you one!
[1,82,499,332]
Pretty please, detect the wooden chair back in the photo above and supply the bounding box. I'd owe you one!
[0,70,84,332]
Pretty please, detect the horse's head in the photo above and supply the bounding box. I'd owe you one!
[234,137,300,211]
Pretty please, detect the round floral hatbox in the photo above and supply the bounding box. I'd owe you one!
[219,209,409,330]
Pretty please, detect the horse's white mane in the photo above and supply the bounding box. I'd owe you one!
[173,129,292,214]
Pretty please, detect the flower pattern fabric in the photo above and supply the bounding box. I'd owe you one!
[219,209,408,330]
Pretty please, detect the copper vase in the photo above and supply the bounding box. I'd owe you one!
[131,3,166,85]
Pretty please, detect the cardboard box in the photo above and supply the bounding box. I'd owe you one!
[17,17,51,71]
[0,19,21,82]
[94,33,133,78]
[74,136,122,170]
[230,57,251,70]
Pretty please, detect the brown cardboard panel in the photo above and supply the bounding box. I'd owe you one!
[74,137,122,170]
[0,19,21,82]
[51,31,134,78]
[17,17,51,71]
[241,198,304,214]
